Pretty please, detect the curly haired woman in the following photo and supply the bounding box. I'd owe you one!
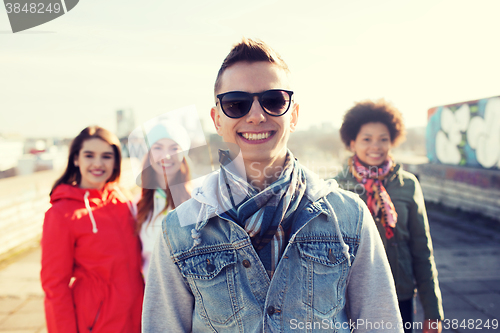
[335,99,444,333]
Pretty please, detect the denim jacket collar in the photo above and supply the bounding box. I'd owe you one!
[186,164,352,265]
[189,165,339,230]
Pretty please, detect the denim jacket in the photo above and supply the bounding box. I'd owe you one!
[142,166,403,333]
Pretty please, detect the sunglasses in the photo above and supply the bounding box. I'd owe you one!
[216,89,294,119]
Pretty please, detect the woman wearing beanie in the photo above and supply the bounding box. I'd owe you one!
[136,121,193,280]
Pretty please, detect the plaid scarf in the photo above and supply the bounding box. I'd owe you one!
[349,155,398,239]
[218,149,306,278]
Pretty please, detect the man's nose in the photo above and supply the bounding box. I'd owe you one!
[245,97,266,123]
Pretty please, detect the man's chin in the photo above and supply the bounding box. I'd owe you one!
[240,150,273,164]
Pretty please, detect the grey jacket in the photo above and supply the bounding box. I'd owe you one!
[142,165,404,332]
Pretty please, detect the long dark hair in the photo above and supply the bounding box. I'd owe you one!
[50,126,122,195]
[136,152,191,231]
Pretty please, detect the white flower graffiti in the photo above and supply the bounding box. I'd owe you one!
[467,97,500,168]
[435,104,470,165]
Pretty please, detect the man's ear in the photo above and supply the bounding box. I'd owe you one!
[289,103,299,133]
[349,140,356,152]
[211,106,223,136]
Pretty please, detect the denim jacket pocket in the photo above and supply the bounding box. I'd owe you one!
[297,241,349,316]
[176,249,241,326]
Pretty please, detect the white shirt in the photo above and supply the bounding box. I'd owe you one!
[139,189,168,281]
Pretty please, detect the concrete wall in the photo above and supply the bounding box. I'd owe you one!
[427,96,500,169]
[410,163,500,221]
[0,169,55,260]
[422,96,500,221]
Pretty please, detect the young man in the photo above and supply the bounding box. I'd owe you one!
[142,39,403,333]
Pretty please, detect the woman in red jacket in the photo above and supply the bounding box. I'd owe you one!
[41,126,144,333]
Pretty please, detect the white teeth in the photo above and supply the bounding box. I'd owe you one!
[242,132,271,141]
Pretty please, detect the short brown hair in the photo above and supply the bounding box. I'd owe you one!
[340,99,406,148]
[214,38,290,94]
[51,126,122,194]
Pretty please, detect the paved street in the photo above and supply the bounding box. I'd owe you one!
[0,243,45,333]
[423,208,500,333]
[0,208,499,332]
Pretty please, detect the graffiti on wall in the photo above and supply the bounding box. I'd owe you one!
[426,96,500,169]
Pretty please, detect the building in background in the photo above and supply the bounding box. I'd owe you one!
[117,109,136,158]
[0,134,24,178]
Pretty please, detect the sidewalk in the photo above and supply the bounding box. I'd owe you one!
[424,209,500,333]
[0,209,499,332]
[0,243,45,333]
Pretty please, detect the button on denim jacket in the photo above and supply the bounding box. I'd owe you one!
[142,168,403,333]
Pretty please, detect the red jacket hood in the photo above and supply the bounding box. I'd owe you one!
[50,183,133,234]
[42,182,143,332]
[50,183,124,205]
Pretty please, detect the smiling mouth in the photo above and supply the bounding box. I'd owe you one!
[239,131,274,141]
[160,162,174,167]
[90,170,105,176]
[367,153,384,158]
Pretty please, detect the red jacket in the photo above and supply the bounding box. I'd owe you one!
[41,183,144,333]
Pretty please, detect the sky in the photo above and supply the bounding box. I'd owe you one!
[1,0,499,138]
